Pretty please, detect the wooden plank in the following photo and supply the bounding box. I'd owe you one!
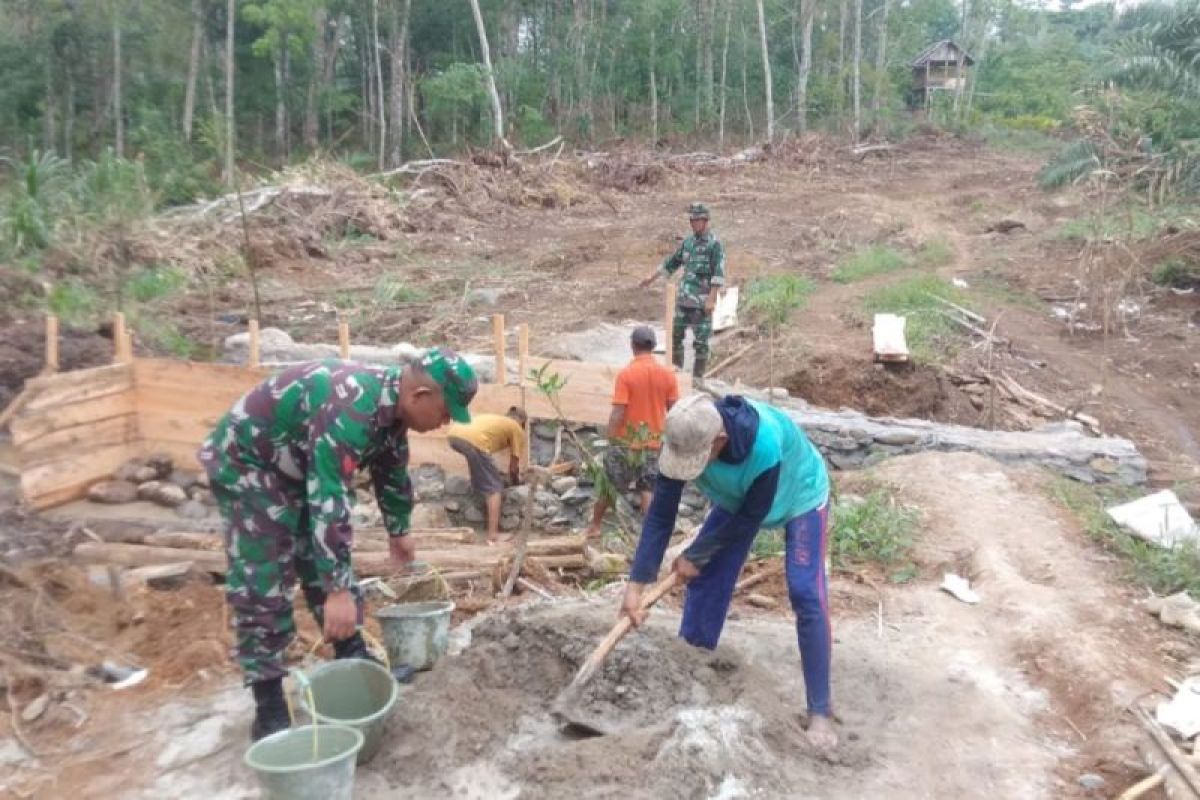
[44,315,59,373]
[22,443,141,510]
[19,414,138,468]
[338,321,351,360]
[665,282,677,368]
[493,314,506,384]
[112,313,127,364]
[22,363,135,413]
[248,320,261,368]
[134,358,270,389]
[10,391,137,446]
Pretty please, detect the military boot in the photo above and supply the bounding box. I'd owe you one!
[333,631,384,667]
[249,677,291,741]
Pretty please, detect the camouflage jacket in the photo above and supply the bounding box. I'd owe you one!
[660,231,727,309]
[198,360,412,591]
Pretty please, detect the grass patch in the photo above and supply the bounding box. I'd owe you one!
[1046,478,1200,595]
[917,238,954,268]
[971,272,1042,309]
[832,245,910,284]
[862,274,973,364]
[46,280,100,325]
[1152,258,1200,290]
[127,265,187,303]
[1053,203,1198,243]
[374,276,429,306]
[978,124,1062,155]
[832,489,919,582]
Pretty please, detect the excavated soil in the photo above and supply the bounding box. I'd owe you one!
[0,318,111,407]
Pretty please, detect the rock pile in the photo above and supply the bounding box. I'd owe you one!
[86,455,217,521]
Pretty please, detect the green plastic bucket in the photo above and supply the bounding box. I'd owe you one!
[244,724,362,800]
[296,659,399,764]
[375,600,455,671]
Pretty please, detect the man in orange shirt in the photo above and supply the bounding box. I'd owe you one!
[585,326,680,539]
[447,406,527,544]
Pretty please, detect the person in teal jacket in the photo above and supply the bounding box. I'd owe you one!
[621,392,836,751]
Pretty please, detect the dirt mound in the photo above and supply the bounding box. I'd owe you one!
[375,603,854,799]
[785,356,949,418]
[0,319,111,407]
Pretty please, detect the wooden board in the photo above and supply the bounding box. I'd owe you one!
[22,444,142,510]
[10,390,137,446]
[22,363,135,413]
[19,414,138,468]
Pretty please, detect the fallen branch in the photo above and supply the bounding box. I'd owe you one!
[514,135,564,156]
[924,292,987,325]
[998,372,1101,433]
[704,341,756,379]
[1133,705,1200,799]
[935,308,1008,346]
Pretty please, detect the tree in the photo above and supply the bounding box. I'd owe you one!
[871,0,890,133]
[112,5,124,157]
[797,0,817,133]
[468,0,507,150]
[183,0,204,143]
[223,0,235,186]
[852,0,863,141]
[755,0,774,142]
[744,275,814,402]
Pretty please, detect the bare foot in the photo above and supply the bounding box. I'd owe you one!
[487,535,514,546]
[805,714,838,753]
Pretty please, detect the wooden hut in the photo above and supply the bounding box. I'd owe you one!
[911,40,974,108]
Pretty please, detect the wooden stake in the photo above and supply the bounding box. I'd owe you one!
[664,282,677,368]
[492,313,506,385]
[44,315,59,374]
[247,319,260,369]
[121,330,134,363]
[112,312,126,364]
[518,322,531,466]
[338,321,351,360]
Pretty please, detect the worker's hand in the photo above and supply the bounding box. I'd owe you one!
[704,291,718,314]
[620,583,648,628]
[323,590,358,642]
[672,555,701,583]
[389,535,416,570]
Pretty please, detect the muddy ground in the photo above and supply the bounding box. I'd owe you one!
[4,453,1190,799]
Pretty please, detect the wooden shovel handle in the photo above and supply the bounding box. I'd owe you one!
[567,571,679,691]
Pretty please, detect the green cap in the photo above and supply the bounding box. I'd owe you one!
[688,202,710,220]
[420,347,478,423]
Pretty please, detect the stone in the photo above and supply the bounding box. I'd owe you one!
[146,452,174,479]
[500,514,521,531]
[464,505,486,524]
[504,485,532,503]
[767,387,790,401]
[548,516,573,529]
[745,593,779,610]
[443,500,462,513]
[1089,457,1119,475]
[191,488,216,507]
[153,484,188,508]
[113,458,147,482]
[411,503,451,529]
[533,423,558,441]
[154,715,228,771]
[88,480,139,504]
[168,470,200,491]
[825,437,861,453]
[873,431,920,446]
[466,287,505,307]
[1076,774,1105,791]
[412,465,446,501]
[20,694,49,723]
[559,487,594,506]
[444,475,472,497]
[132,465,161,483]
[827,452,867,471]
[176,500,210,520]
[551,477,578,495]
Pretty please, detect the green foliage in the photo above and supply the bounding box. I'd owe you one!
[832,246,911,283]
[751,529,786,559]
[917,239,954,268]
[75,148,156,225]
[0,149,70,255]
[1038,140,1101,190]
[46,280,100,325]
[374,276,428,306]
[831,490,919,581]
[863,275,973,364]
[1152,257,1200,288]
[1053,203,1198,242]
[1047,478,1200,595]
[128,265,188,303]
[744,274,816,326]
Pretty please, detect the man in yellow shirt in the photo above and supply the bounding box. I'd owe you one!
[447,406,527,544]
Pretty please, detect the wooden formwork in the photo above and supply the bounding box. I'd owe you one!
[8,296,687,510]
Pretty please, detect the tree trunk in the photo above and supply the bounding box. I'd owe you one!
[718,0,731,148]
[650,28,658,143]
[273,47,286,160]
[64,58,75,161]
[224,0,235,185]
[44,48,57,152]
[112,12,124,158]
[755,0,773,143]
[304,7,328,152]
[468,0,507,149]
[871,0,889,133]
[954,0,968,118]
[371,0,386,169]
[703,0,715,123]
[388,0,412,166]
[852,0,862,142]
[740,21,754,141]
[797,0,814,133]
[837,0,847,123]
[183,0,203,143]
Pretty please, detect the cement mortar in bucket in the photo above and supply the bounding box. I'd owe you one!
[244,724,363,800]
[296,659,399,764]
[376,600,455,671]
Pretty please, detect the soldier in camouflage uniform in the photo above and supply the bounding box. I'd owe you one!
[198,348,477,740]
[641,202,727,378]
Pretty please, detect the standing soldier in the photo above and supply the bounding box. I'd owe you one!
[640,202,727,379]
[198,349,477,740]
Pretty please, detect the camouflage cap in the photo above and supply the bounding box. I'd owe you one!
[687,202,710,220]
[420,347,478,423]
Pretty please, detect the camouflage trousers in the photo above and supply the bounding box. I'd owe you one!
[673,306,713,377]
[211,474,364,685]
